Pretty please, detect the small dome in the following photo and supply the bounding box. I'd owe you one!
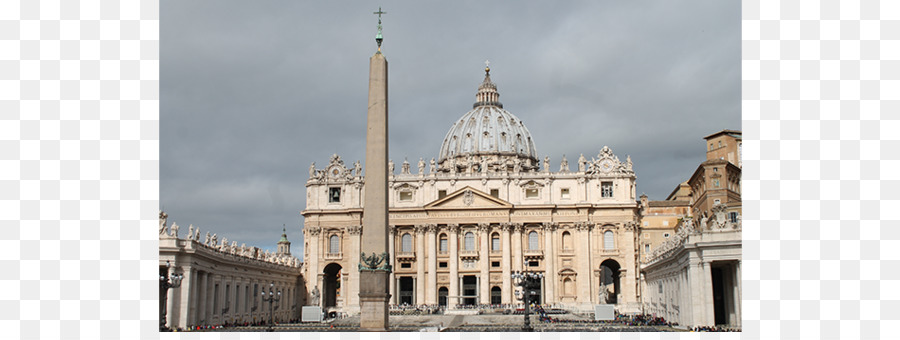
[437,67,538,169]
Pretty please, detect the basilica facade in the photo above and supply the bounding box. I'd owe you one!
[302,67,645,315]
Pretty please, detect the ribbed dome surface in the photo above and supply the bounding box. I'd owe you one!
[437,68,538,165]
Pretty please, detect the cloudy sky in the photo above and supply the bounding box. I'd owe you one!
[161,0,740,254]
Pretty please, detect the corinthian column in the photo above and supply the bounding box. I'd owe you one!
[511,223,524,273]
[426,224,437,304]
[415,224,426,304]
[348,225,362,308]
[478,223,490,304]
[543,222,557,304]
[576,222,592,304]
[448,224,460,307]
[501,223,512,304]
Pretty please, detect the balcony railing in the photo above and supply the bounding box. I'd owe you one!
[324,252,342,260]
[458,250,479,259]
[523,249,543,258]
[396,251,416,260]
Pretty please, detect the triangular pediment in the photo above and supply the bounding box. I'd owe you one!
[425,186,512,209]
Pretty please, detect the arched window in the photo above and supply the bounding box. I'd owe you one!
[439,234,448,252]
[604,230,615,249]
[464,232,475,251]
[329,235,339,254]
[562,231,572,250]
[528,231,539,250]
[401,233,412,252]
[491,232,500,251]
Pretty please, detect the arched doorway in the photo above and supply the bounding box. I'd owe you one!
[323,263,342,308]
[438,287,448,307]
[491,286,502,305]
[599,259,621,304]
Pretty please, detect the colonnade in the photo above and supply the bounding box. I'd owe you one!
[164,265,300,329]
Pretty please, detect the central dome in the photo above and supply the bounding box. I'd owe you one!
[437,66,539,172]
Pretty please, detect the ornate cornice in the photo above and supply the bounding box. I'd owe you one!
[500,223,512,232]
[477,223,490,233]
[414,224,427,234]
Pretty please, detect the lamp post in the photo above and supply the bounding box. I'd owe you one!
[511,269,543,332]
[159,260,184,332]
[261,283,281,332]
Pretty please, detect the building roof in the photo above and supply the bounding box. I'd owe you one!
[703,129,742,140]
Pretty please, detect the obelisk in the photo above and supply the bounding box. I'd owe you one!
[358,7,391,331]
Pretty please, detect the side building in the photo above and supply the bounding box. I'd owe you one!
[639,130,742,329]
[158,211,305,330]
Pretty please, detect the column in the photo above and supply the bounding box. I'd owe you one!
[511,223,523,272]
[189,268,198,327]
[389,226,396,305]
[735,262,741,327]
[348,225,362,308]
[166,265,178,329]
[543,222,556,304]
[448,224,460,307]
[426,224,437,304]
[702,261,714,326]
[415,225,426,304]
[307,227,320,299]
[689,258,704,326]
[575,222,592,304]
[196,271,207,326]
[478,223,490,305]
[501,223,512,304]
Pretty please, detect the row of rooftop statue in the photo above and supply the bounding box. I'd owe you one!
[646,204,742,263]
[158,211,301,268]
[309,147,634,180]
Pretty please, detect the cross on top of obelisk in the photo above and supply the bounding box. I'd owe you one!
[374,7,387,51]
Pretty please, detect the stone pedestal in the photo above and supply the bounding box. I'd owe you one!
[301,306,323,323]
[358,271,390,331]
[594,304,615,321]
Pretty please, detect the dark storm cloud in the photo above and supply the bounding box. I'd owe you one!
[161,0,740,254]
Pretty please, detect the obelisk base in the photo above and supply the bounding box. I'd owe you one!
[358,271,391,331]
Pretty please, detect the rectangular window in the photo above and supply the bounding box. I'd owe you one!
[492,237,500,251]
[491,261,500,268]
[528,261,540,267]
[714,199,721,205]
[644,244,650,253]
[400,263,411,268]
[440,238,448,252]
[438,190,447,199]
[560,188,570,199]
[525,188,539,198]
[662,220,669,226]
[439,262,447,268]
[329,187,341,203]
[729,212,738,223]
[490,189,499,198]
[399,191,413,201]
[601,182,613,198]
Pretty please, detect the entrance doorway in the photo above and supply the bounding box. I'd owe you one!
[599,259,621,304]
[491,286,502,305]
[438,287,448,307]
[323,263,342,308]
[462,276,477,305]
[398,277,414,305]
[711,261,739,326]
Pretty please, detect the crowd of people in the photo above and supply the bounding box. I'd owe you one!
[692,325,740,332]
[617,313,674,326]
[171,318,302,332]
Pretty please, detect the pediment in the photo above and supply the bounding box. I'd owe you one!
[425,186,512,209]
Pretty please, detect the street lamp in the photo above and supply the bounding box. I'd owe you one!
[511,269,543,332]
[261,283,282,332]
[159,260,184,332]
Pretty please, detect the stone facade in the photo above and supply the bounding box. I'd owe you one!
[159,212,304,329]
[641,213,742,327]
[302,68,643,315]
